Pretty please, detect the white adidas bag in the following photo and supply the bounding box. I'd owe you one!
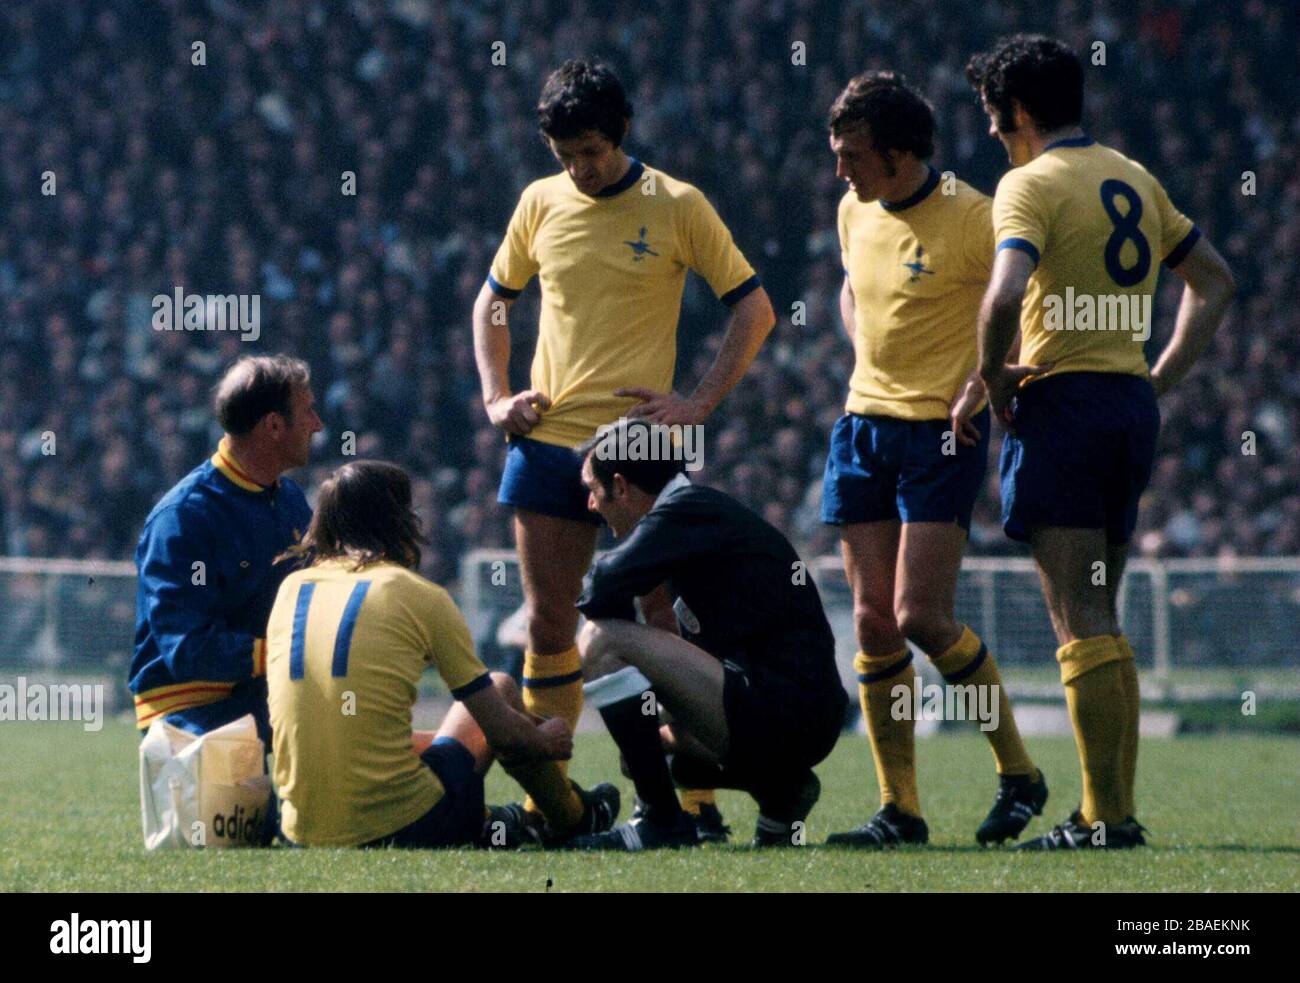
[139,713,272,850]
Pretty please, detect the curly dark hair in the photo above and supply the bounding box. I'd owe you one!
[281,460,427,571]
[966,34,1084,133]
[828,70,935,161]
[537,59,632,145]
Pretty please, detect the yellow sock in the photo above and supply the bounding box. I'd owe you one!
[855,649,921,818]
[521,646,584,817]
[1057,636,1128,827]
[679,788,716,815]
[930,626,1035,778]
[499,760,584,831]
[1115,635,1140,819]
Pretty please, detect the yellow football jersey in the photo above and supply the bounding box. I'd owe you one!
[993,136,1198,379]
[267,559,489,847]
[839,166,994,420]
[489,159,759,448]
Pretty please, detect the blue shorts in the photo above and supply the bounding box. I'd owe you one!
[821,407,990,529]
[362,738,486,849]
[497,435,601,525]
[1000,372,1160,545]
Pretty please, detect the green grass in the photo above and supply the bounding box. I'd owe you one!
[2,720,1297,892]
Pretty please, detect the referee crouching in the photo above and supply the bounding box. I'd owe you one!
[569,419,848,850]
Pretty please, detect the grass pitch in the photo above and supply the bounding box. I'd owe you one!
[2,720,1297,892]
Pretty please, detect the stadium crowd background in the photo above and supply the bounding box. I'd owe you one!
[1,0,1296,589]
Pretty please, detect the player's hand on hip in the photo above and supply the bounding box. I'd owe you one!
[614,387,704,426]
[486,390,551,435]
[948,378,985,447]
[982,363,1053,426]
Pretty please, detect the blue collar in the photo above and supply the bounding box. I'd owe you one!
[593,157,644,198]
[880,165,941,212]
[1043,134,1094,152]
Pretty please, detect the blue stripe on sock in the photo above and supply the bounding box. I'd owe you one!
[943,643,988,684]
[858,651,913,684]
[522,670,584,689]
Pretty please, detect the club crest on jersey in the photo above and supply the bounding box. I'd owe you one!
[625,226,659,262]
[903,244,935,283]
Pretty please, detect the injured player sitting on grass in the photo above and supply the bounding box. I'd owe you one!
[567,419,849,851]
[265,460,620,850]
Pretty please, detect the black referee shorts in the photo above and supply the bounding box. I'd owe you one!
[720,659,847,788]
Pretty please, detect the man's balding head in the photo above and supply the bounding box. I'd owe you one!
[214,355,311,436]
[212,354,321,479]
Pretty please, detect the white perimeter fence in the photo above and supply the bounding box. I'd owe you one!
[2,553,1297,706]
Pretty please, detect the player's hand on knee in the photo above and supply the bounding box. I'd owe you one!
[486,390,551,435]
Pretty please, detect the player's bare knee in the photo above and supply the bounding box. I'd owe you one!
[577,619,614,671]
[854,603,902,653]
[896,603,957,655]
[578,619,632,679]
[576,618,600,657]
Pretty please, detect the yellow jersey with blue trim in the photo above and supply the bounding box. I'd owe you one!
[992,136,1199,379]
[839,167,994,421]
[267,559,489,847]
[488,159,759,448]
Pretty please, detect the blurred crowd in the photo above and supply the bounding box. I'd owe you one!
[1,0,1296,588]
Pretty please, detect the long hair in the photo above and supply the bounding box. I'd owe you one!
[281,460,427,571]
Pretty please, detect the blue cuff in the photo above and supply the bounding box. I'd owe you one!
[719,274,761,307]
[996,237,1041,268]
[486,274,522,299]
[1163,226,1201,269]
[451,672,492,700]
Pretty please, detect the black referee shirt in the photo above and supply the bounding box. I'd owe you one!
[577,477,842,696]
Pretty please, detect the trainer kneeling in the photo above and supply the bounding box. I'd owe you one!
[569,420,848,851]
[266,460,618,849]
